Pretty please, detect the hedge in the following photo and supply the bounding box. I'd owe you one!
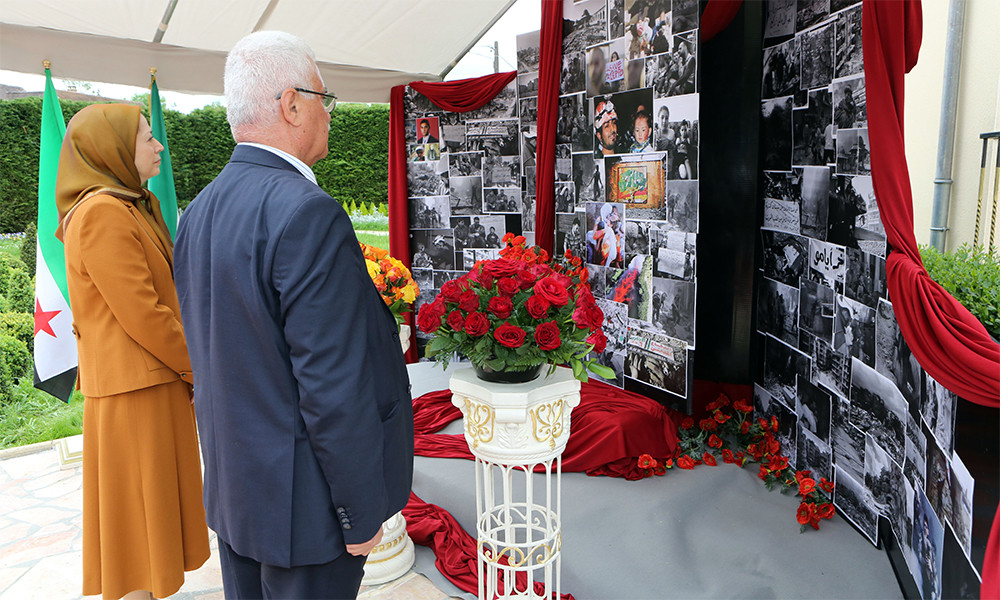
[0,98,389,233]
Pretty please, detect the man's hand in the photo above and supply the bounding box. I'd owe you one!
[345,526,384,556]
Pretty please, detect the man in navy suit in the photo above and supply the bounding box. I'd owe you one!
[174,31,413,599]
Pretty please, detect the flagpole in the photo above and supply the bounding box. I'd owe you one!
[147,67,179,240]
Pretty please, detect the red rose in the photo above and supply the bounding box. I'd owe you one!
[796,502,815,526]
[637,454,654,469]
[699,417,718,432]
[572,304,604,330]
[494,322,526,348]
[586,330,607,354]
[708,434,723,449]
[677,455,696,469]
[458,290,480,312]
[680,417,695,429]
[417,301,445,333]
[798,477,816,497]
[439,279,463,302]
[533,277,570,306]
[702,452,717,466]
[497,277,520,297]
[515,269,536,290]
[722,448,735,464]
[488,296,513,319]
[575,285,595,306]
[819,477,834,493]
[526,294,550,319]
[473,269,494,289]
[529,263,553,280]
[534,321,562,351]
[550,271,572,289]
[446,310,465,332]
[464,312,490,337]
[484,258,522,278]
[816,503,836,520]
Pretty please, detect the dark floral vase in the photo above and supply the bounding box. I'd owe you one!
[473,363,543,384]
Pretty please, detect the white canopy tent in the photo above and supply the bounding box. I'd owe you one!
[0,0,516,103]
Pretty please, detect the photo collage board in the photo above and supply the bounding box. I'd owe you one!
[755,1,979,596]
[408,0,702,403]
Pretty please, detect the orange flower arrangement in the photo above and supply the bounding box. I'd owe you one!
[359,242,420,325]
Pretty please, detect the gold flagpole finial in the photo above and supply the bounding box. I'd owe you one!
[150,67,157,76]
[43,59,51,70]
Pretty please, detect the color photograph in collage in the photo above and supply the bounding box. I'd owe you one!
[590,297,627,388]
[625,327,687,398]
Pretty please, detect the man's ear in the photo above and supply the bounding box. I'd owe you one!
[278,89,301,126]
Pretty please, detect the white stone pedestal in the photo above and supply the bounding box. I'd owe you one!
[449,366,581,600]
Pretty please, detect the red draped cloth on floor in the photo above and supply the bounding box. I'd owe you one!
[862,1,1000,597]
[411,379,680,479]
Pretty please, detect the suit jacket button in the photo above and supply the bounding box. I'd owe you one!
[342,523,352,530]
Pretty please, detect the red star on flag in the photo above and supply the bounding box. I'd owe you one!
[34,298,61,337]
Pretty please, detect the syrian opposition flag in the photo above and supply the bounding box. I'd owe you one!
[33,65,77,402]
[148,72,178,240]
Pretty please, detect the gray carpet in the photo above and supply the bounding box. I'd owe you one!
[406,363,903,599]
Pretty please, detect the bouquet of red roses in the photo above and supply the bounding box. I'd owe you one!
[416,234,615,382]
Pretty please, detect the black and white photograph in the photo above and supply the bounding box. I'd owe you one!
[762,38,800,99]
[560,51,587,95]
[403,86,440,115]
[449,175,482,215]
[912,486,945,600]
[588,264,608,299]
[761,97,793,171]
[833,293,875,365]
[864,432,898,515]
[799,166,831,240]
[556,212,587,260]
[465,119,520,156]
[460,215,505,249]
[761,229,808,287]
[665,179,699,232]
[482,187,521,214]
[925,434,952,521]
[521,194,535,233]
[440,114,468,153]
[645,52,671,98]
[433,270,468,290]
[796,423,833,481]
[762,334,811,405]
[482,154,520,188]
[832,75,867,129]
[893,473,916,561]
[448,151,483,177]
[799,278,835,342]
[555,181,576,213]
[663,32,696,96]
[812,336,851,398]
[948,452,975,557]
[835,464,879,545]
[517,71,539,99]
[608,0,625,40]
[827,173,873,248]
[466,80,518,121]
[754,383,799,467]
[591,298,627,388]
[792,89,832,167]
[796,375,832,442]
[412,268,433,297]
[624,219,651,263]
[840,175,885,256]
[558,92,591,151]
[409,196,450,229]
[797,0,830,32]
[850,358,907,466]
[672,0,698,34]
[572,152,599,202]
[875,298,923,406]
[647,276,695,346]
[556,143,573,181]
[409,228,455,271]
[519,96,538,128]
[904,410,927,488]
[799,21,835,90]
[836,128,871,176]
[763,0,796,42]
[922,373,957,455]
[758,276,800,346]
[516,29,541,74]
[844,247,885,307]
[763,195,801,234]
[808,237,846,294]
[625,326,688,398]
[835,5,863,78]
[407,159,449,197]
[651,228,696,281]
[562,0,608,57]
[832,394,866,481]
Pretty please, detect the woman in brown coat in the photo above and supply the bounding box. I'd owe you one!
[56,104,210,600]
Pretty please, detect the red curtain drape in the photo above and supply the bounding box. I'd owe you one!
[533,0,562,254]
[388,72,516,362]
[700,0,743,42]
[862,1,999,596]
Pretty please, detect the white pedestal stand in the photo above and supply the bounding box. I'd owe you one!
[449,367,581,600]
[361,323,417,585]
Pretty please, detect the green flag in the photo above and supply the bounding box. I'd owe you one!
[148,75,178,240]
[33,66,77,402]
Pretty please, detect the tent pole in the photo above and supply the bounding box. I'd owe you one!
[152,0,180,43]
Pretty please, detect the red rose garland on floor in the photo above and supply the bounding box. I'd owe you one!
[635,394,836,532]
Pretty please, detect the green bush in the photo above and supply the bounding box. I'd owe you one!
[921,243,1000,340]
[0,311,33,353]
[19,221,37,279]
[0,334,31,404]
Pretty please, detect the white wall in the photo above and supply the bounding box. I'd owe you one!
[904,0,1000,251]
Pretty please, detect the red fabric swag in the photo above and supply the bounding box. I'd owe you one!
[533,0,562,255]
[862,0,999,407]
[862,1,999,596]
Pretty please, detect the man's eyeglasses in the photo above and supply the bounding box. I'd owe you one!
[275,87,337,112]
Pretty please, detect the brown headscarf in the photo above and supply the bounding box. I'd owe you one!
[55,104,172,255]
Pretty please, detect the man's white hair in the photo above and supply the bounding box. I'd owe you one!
[224,31,319,139]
